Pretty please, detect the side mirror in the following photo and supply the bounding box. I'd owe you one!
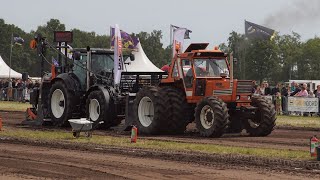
[220,73,228,78]
[233,58,238,65]
[130,53,135,61]
[73,51,81,60]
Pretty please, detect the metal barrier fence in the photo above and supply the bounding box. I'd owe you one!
[0,88,30,102]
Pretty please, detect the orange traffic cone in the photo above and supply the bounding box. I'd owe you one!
[0,116,2,131]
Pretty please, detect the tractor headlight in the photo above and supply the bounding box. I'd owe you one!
[248,95,251,100]
[236,95,240,100]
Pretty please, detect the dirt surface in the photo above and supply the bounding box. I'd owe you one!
[1,111,320,179]
[0,110,317,152]
[0,142,318,180]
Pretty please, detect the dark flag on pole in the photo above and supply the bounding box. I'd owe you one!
[245,20,275,40]
[13,34,24,45]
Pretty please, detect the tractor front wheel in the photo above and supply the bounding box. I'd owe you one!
[195,97,229,137]
[244,96,276,136]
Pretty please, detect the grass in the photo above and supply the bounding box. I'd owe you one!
[0,127,311,160]
[0,101,31,112]
[277,115,320,128]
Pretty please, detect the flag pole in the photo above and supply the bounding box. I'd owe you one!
[170,25,173,60]
[9,33,13,80]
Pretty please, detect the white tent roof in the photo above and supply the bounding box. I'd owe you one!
[124,42,164,72]
[0,55,22,79]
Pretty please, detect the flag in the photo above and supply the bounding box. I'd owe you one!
[113,24,124,85]
[13,34,24,45]
[171,25,192,56]
[110,28,139,49]
[52,57,59,66]
[245,20,275,40]
[171,25,192,39]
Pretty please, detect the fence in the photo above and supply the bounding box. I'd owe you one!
[0,88,30,102]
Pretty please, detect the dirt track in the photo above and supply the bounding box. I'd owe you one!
[1,110,320,179]
[0,110,317,152]
[0,142,318,180]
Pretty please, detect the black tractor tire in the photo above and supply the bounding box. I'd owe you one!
[244,96,276,136]
[160,87,189,134]
[86,90,115,129]
[48,81,74,127]
[133,86,168,135]
[195,97,229,137]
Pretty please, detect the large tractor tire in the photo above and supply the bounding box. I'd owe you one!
[160,87,189,134]
[195,97,229,137]
[244,96,276,136]
[86,90,116,129]
[133,86,168,135]
[49,81,74,127]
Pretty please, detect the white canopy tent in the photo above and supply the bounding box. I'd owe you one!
[0,55,22,79]
[124,42,164,73]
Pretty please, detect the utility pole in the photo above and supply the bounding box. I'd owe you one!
[9,33,13,79]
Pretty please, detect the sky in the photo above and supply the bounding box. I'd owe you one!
[1,0,320,47]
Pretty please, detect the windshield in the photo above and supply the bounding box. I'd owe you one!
[194,58,229,77]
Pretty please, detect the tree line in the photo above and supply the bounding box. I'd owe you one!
[0,18,319,84]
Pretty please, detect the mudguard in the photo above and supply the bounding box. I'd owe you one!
[52,73,81,93]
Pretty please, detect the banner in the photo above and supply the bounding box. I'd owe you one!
[245,20,275,40]
[113,24,124,85]
[287,97,319,112]
[110,28,139,49]
[13,34,24,45]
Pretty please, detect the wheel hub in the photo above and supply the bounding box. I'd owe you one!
[51,89,65,119]
[89,99,100,121]
[200,105,214,129]
[138,96,154,127]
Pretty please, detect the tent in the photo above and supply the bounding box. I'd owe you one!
[124,42,164,73]
[0,55,22,79]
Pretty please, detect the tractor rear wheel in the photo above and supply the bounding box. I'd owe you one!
[49,81,74,127]
[244,96,276,136]
[133,86,168,135]
[160,87,189,134]
[86,90,116,129]
[195,97,229,137]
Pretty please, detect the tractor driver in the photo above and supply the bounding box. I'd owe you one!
[185,66,207,88]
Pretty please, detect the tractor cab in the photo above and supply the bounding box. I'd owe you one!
[163,43,249,105]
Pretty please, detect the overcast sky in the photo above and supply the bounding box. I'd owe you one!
[1,0,320,47]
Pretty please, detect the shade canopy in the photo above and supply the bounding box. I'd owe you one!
[0,55,22,79]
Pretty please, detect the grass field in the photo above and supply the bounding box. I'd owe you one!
[0,127,311,160]
[277,115,320,128]
[0,101,31,112]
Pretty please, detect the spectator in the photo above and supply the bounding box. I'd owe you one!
[314,85,320,116]
[161,64,170,73]
[254,86,263,96]
[264,82,272,95]
[281,84,290,115]
[275,92,282,115]
[260,83,266,95]
[290,82,301,96]
[271,83,281,95]
[295,86,308,97]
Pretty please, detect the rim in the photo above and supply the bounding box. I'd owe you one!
[51,89,65,118]
[89,99,100,121]
[138,96,154,127]
[200,105,214,129]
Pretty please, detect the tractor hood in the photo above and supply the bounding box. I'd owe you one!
[124,42,164,73]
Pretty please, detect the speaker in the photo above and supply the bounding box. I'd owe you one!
[22,72,28,81]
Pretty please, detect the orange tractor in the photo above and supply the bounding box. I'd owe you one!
[131,43,276,137]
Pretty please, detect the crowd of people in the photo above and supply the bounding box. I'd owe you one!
[252,81,320,116]
[0,78,40,102]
